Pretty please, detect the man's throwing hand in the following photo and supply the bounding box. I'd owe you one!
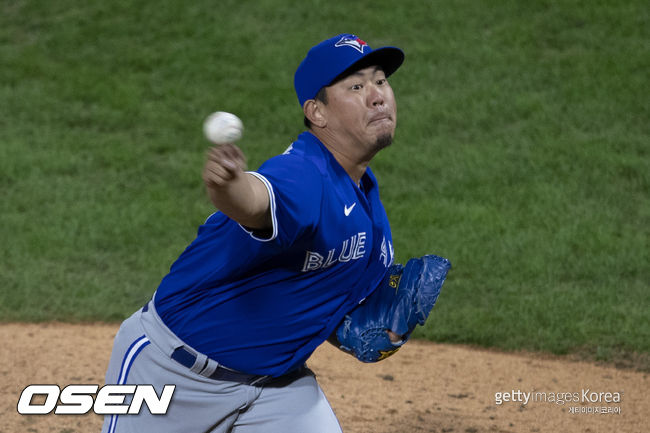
[202,144,247,188]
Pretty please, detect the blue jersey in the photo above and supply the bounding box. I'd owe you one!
[154,131,394,377]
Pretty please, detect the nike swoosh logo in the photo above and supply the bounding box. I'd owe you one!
[344,203,356,216]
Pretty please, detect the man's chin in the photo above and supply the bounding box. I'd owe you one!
[374,133,393,151]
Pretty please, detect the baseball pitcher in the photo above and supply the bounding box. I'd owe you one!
[101,33,450,433]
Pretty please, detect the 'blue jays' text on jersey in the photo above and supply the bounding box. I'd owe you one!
[154,131,394,377]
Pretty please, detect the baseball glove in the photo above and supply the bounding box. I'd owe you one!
[331,255,451,363]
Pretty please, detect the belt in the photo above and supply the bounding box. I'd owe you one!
[171,347,274,386]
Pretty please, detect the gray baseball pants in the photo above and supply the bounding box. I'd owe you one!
[101,301,343,433]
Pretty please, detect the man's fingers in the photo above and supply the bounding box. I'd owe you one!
[219,144,247,171]
[206,161,231,179]
[207,144,247,172]
[225,144,246,169]
[204,144,247,188]
[203,161,235,187]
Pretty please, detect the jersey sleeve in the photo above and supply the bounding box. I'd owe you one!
[250,154,323,247]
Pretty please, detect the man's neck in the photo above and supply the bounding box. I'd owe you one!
[310,128,372,185]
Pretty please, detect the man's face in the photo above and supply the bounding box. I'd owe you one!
[320,66,397,153]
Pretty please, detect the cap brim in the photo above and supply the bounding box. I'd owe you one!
[330,46,405,85]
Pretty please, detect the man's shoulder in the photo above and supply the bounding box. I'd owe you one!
[259,149,321,177]
[259,131,329,178]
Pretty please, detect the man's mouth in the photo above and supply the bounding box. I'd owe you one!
[368,113,392,125]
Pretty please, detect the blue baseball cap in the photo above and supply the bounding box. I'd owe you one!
[294,34,404,107]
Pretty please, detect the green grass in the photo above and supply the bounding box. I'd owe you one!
[1,0,648,366]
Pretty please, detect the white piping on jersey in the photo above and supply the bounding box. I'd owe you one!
[238,171,278,242]
[204,211,218,224]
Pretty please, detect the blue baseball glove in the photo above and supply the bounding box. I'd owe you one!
[331,255,451,363]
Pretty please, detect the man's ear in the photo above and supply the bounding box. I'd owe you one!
[303,99,327,128]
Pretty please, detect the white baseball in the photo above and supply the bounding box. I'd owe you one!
[203,111,243,144]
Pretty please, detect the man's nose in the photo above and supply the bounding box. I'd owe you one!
[368,84,384,107]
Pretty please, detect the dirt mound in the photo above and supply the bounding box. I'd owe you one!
[1,323,646,432]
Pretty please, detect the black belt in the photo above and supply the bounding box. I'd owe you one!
[171,347,274,386]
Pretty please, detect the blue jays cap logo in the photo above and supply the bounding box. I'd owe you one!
[334,34,369,53]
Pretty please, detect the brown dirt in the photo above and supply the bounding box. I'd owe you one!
[1,323,647,433]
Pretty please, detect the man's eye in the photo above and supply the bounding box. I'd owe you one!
[351,84,363,90]
[377,79,387,85]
